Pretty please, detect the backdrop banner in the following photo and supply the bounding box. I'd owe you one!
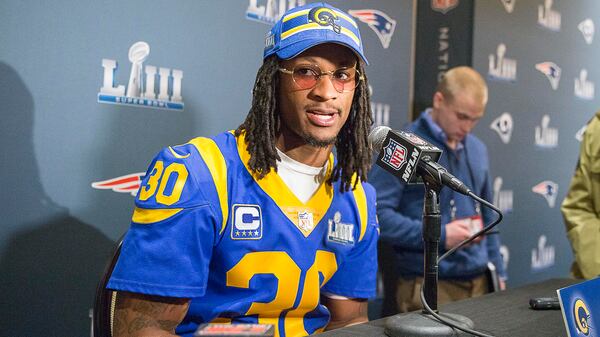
[412,0,474,118]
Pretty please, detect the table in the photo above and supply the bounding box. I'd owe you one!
[319,278,579,337]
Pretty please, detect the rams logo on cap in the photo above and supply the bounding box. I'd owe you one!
[309,7,341,34]
[573,298,591,336]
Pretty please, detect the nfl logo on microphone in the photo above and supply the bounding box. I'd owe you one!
[382,138,407,170]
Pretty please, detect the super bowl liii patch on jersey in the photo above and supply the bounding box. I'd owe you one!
[327,211,355,245]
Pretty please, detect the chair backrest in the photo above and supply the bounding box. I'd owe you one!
[92,237,124,337]
[486,261,500,293]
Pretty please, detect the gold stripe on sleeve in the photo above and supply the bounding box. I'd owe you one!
[351,176,368,242]
[132,207,183,224]
[189,137,229,235]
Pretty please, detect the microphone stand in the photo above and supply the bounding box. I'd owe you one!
[385,170,475,337]
[422,178,442,313]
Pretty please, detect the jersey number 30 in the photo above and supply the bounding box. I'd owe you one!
[227,251,338,337]
[138,160,188,205]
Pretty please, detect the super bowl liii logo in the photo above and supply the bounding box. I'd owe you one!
[537,0,561,31]
[98,41,184,111]
[488,43,517,82]
[493,177,513,213]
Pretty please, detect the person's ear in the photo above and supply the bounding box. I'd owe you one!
[432,91,444,109]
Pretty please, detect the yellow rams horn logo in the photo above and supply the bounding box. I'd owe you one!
[573,298,591,336]
[309,7,341,34]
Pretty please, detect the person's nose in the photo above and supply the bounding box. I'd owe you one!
[309,74,339,101]
[462,119,478,133]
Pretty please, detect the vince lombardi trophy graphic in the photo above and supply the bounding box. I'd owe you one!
[126,41,150,98]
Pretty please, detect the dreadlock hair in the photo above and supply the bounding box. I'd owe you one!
[235,54,373,192]
[235,56,281,179]
[329,60,373,191]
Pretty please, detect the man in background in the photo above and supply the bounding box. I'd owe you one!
[561,111,600,279]
[371,66,506,313]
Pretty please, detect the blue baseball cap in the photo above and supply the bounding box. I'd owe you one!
[263,2,368,65]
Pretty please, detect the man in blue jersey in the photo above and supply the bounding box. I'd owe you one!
[107,3,379,337]
[370,66,507,313]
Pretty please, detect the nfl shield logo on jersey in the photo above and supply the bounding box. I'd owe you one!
[232,204,263,240]
[382,138,407,170]
[298,211,314,232]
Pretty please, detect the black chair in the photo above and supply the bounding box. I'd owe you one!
[486,261,501,293]
[92,237,124,337]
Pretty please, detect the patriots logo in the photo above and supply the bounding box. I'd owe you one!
[532,180,558,208]
[91,172,145,196]
[535,61,561,90]
[348,9,396,49]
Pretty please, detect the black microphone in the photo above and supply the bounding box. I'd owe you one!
[369,126,472,195]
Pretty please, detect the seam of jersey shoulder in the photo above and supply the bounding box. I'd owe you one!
[135,202,212,210]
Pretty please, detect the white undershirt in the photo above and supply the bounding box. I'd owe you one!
[276,148,328,203]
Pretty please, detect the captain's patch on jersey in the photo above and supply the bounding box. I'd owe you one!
[232,204,263,240]
[327,211,355,245]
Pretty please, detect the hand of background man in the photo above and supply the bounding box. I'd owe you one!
[444,219,475,249]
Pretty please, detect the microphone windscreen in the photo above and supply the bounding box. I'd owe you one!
[368,126,391,152]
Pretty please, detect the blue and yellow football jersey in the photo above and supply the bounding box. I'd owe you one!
[108,131,379,337]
